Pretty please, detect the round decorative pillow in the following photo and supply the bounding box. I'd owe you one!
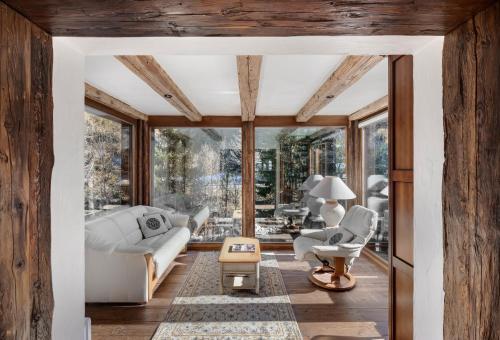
[146,218,161,230]
[329,232,344,245]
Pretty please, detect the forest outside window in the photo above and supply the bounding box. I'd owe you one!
[84,106,133,218]
[254,127,346,243]
[151,127,242,243]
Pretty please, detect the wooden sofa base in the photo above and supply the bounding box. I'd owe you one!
[144,254,177,302]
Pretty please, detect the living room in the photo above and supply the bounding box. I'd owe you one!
[1,1,498,340]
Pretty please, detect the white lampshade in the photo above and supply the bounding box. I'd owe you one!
[299,174,324,191]
[309,176,356,200]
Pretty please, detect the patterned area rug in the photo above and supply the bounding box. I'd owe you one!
[152,251,302,340]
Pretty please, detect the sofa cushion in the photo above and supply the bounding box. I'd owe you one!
[85,230,118,253]
[85,217,128,247]
[136,227,190,277]
[137,214,168,239]
[109,210,145,245]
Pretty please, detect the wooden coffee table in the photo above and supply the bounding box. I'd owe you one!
[219,237,261,294]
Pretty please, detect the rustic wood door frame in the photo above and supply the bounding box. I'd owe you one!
[442,2,499,339]
[0,3,54,338]
[388,55,414,340]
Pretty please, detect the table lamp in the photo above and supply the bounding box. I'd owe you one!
[309,176,356,227]
[300,174,325,217]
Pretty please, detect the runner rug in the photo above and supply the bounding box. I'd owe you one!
[152,251,302,339]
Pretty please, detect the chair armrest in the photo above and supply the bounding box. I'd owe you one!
[300,229,327,241]
[337,243,364,250]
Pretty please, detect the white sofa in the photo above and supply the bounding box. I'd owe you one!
[85,205,191,303]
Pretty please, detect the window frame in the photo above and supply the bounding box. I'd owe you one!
[147,115,348,247]
[84,99,138,219]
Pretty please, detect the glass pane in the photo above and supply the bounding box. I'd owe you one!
[255,127,346,243]
[152,128,242,243]
[362,115,389,260]
[84,109,132,218]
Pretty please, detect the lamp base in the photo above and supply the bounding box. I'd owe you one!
[319,200,345,228]
[307,196,325,217]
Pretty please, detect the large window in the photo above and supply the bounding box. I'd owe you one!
[152,128,242,243]
[255,127,346,243]
[84,107,133,217]
[360,113,389,259]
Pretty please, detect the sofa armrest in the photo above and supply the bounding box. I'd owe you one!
[113,244,154,254]
[191,206,209,230]
[300,229,327,241]
[85,247,150,303]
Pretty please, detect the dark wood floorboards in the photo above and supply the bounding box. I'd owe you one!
[86,251,388,339]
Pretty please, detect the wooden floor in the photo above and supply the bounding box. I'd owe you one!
[86,251,388,340]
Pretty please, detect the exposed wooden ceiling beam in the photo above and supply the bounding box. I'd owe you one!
[116,55,202,122]
[237,55,262,122]
[349,95,388,121]
[85,83,148,121]
[295,55,384,123]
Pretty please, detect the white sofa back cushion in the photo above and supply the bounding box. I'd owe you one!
[85,205,149,248]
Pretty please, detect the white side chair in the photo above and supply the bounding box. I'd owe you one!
[293,205,377,291]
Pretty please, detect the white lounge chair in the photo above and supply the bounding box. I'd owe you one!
[293,205,377,291]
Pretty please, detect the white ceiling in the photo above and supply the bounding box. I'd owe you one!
[85,54,388,117]
[154,55,240,115]
[86,56,176,115]
[257,55,345,115]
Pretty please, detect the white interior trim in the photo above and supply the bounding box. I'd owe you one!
[65,36,437,56]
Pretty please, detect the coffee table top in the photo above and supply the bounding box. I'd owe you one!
[219,237,261,263]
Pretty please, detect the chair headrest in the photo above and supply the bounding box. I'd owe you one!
[340,205,378,238]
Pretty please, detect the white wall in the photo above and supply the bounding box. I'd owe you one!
[51,39,86,340]
[413,37,445,340]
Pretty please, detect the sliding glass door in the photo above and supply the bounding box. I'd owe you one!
[254,127,345,243]
[151,127,242,243]
[360,113,389,259]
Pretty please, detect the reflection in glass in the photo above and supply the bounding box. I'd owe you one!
[361,114,389,260]
[152,128,242,243]
[255,127,346,243]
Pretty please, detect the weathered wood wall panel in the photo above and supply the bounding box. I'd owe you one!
[1,0,496,37]
[0,2,54,339]
[443,2,499,339]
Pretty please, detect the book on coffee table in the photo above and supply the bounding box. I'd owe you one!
[229,243,256,253]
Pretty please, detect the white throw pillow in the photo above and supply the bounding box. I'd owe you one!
[137,214,168,239]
